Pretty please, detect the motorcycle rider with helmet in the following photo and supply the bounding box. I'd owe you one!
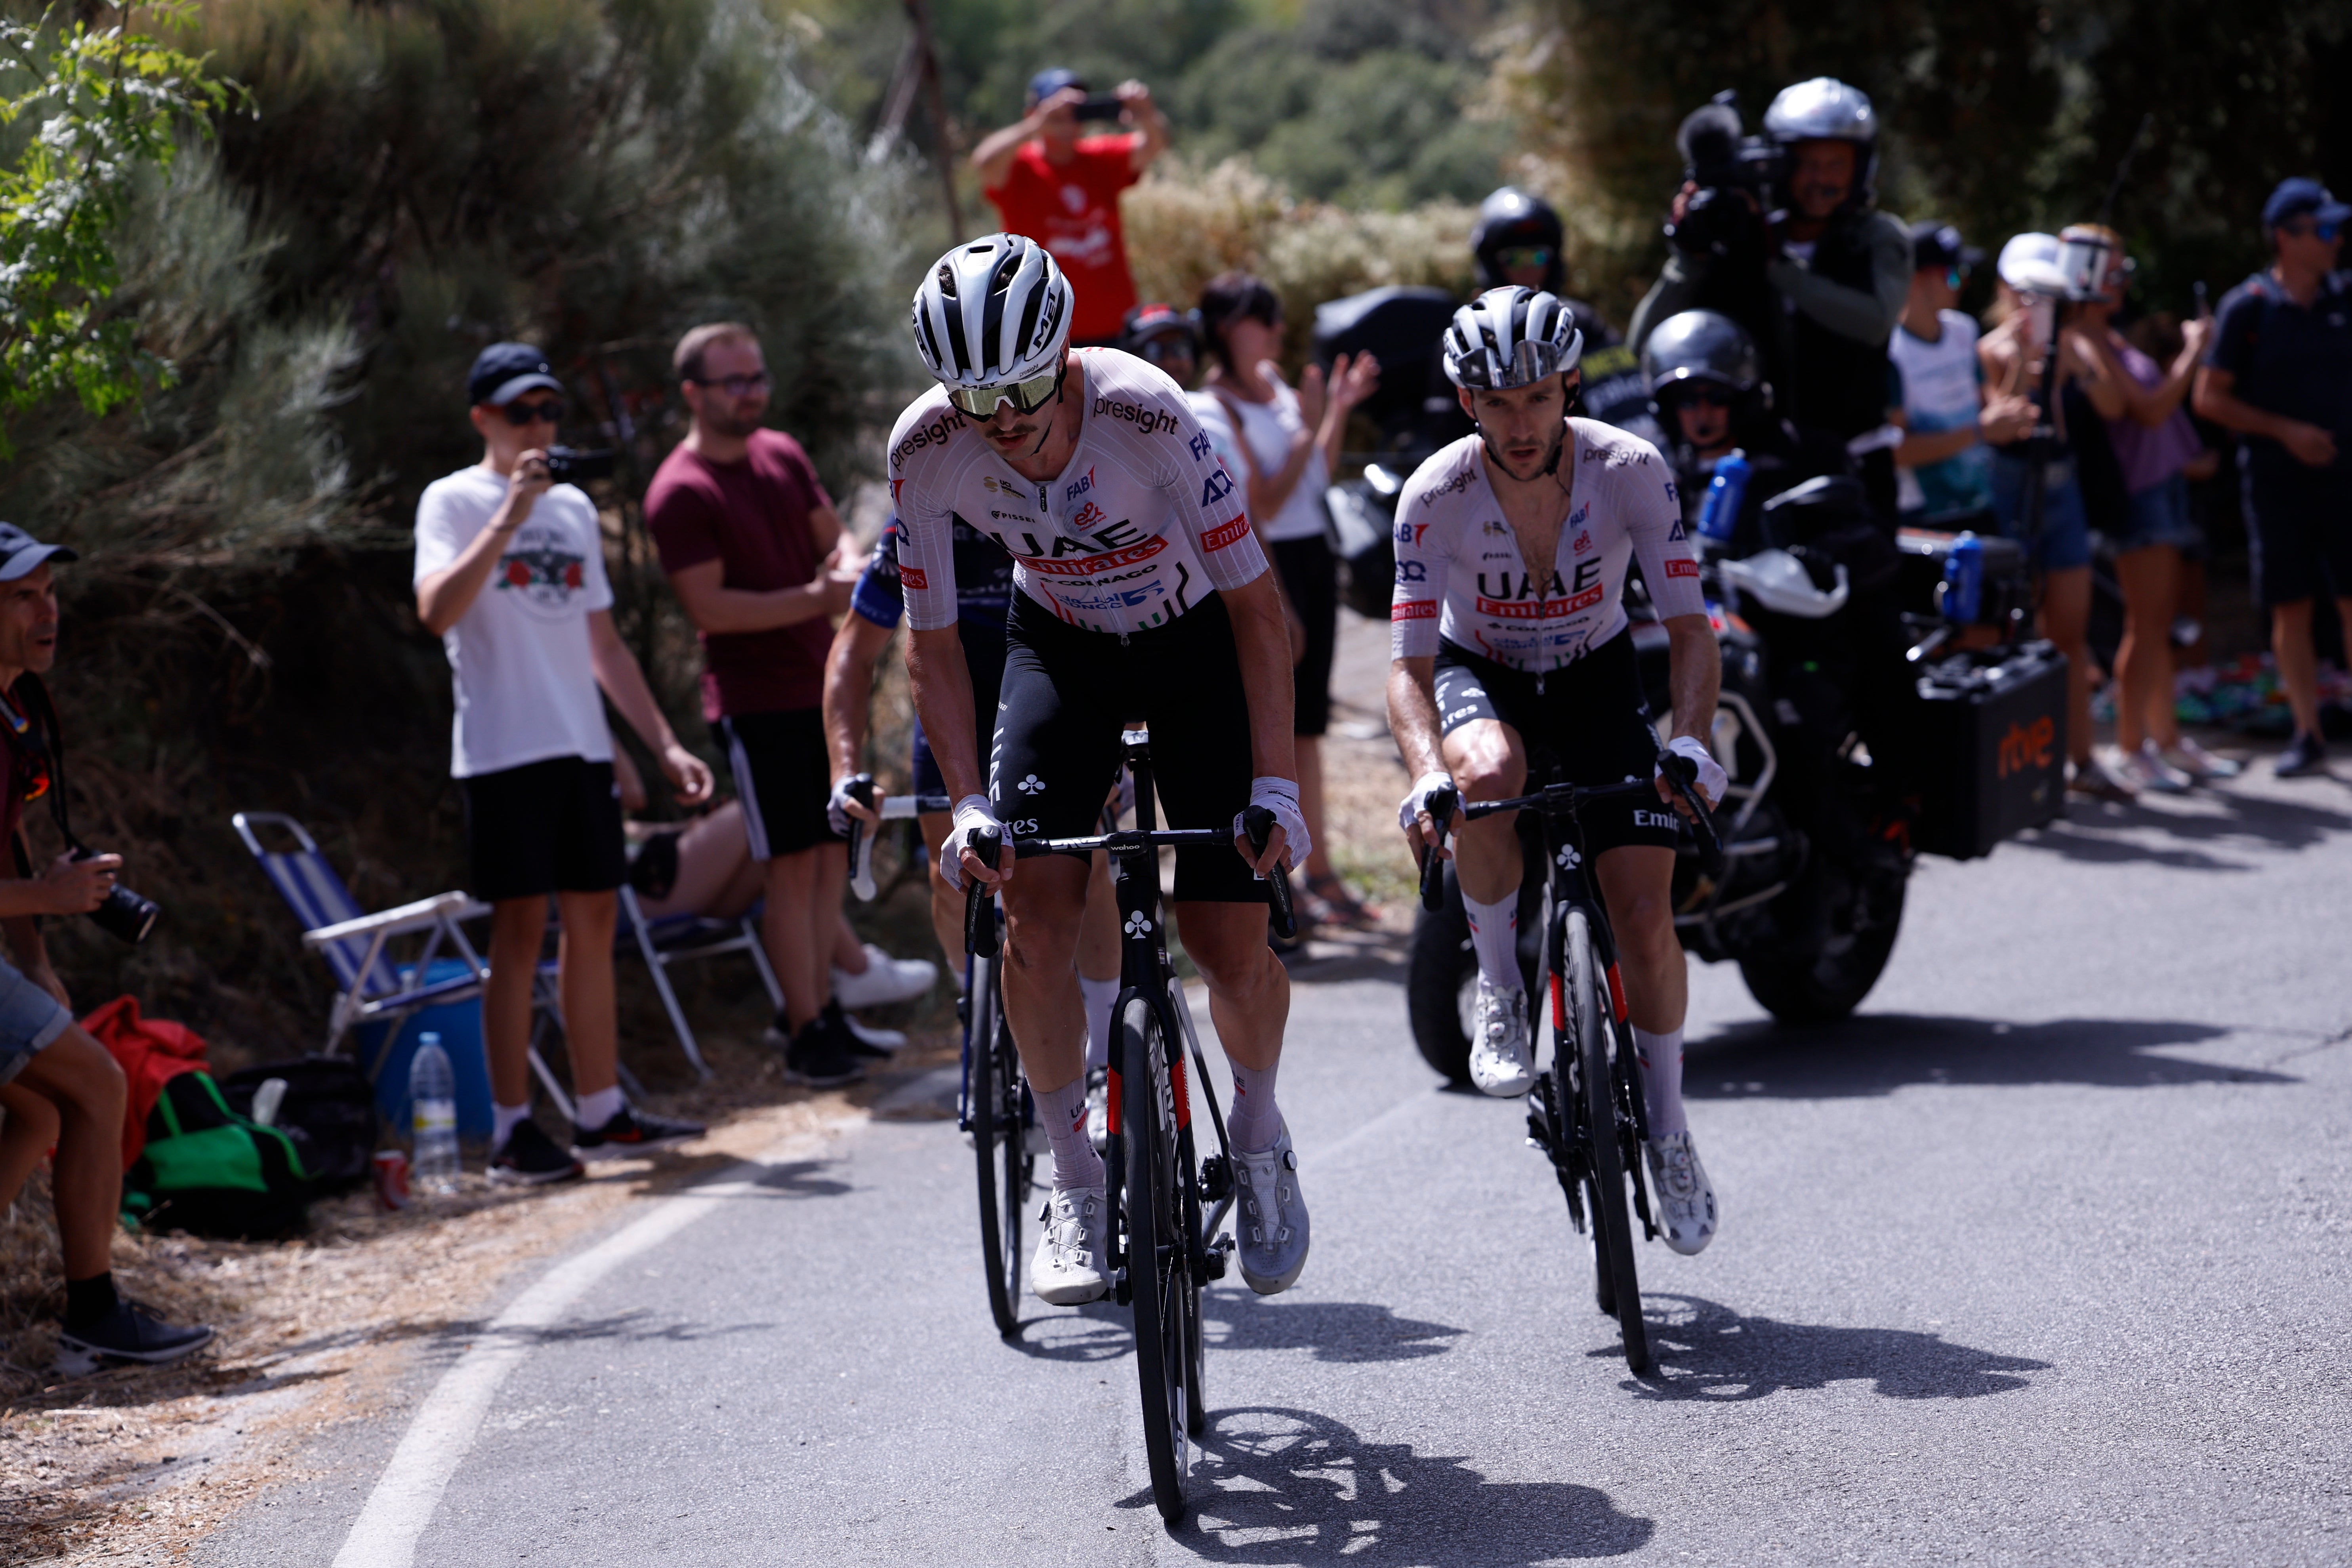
[1644,309,1852,553]
[1387,286,1726,1256]
[1632,78,1911,522]
[1476,187,1661,448]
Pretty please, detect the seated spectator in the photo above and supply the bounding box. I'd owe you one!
[0,525,210,1371]
[972,69,1170,347]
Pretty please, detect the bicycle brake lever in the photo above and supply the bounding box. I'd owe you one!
[964,826,1002,958]
[1418,785,1457,913]
[846,772,878,901]
[1661,754,1726,874]
[1242,805,1297,941]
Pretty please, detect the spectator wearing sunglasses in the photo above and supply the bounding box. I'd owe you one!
[415,343,715,1183]
[645,323,872,1084]
[1473,187,1660,446]
[2194,178,2352,778]
[1889,222,2037,532]
[1120,302,1201,389]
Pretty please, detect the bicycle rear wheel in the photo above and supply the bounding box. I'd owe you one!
[1567,910,1649,1374]
[1122,995,1198,1524]
[970,953,1025,1337]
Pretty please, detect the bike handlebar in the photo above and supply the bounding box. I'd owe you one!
[980,819,1298,941]
[1460,764,1726,876]
[845,774,878,901]
[1242,805,1298,942]
[1417,784,1458,913]
[963,827,1002,958]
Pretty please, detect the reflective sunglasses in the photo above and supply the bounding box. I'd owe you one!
[692,371,771,398]
[1946,264,1971,291]
[1675,386,1734,410]
[501,399,565,426]
[2283,218,2342,243]
[1137,335,1196,368]
[1493,245,1555,273]
[948,366,1064,419]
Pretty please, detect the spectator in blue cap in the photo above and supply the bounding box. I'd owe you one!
[2194,177,2352,777]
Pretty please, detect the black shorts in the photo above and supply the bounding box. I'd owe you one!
[912,624,1009,803]
[994,591,1265,905]
[717,708,838,859]
[1272,534,1338,737]
[1433,629,1684,856]
[462,755,628,901]
[2243,457,2352,610]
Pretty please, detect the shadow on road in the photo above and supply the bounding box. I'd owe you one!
[1005,1294,1465,1367]
[1141,1406,1652,1562]
[1687,1013,2287,1099]
[2009,786,2351,870]
[1623,1294,2049,1403]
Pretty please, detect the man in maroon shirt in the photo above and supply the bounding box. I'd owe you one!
[646,323,868,1086]
[972,68,1171,346]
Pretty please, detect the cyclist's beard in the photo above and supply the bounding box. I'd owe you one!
[1476,418,1568,484]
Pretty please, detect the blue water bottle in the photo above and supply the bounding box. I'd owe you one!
[1941,532,1984,624]
[1697,450,1750,544]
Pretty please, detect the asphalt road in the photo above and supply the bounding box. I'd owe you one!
[200,764,2352,1567]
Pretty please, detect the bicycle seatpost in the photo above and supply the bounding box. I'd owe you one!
[1242,806,1297,941]
[845,773,879,901]
[1417,785,1459,913]
[964,826,1003,958]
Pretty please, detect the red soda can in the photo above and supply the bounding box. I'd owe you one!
[372,1149,412,1211]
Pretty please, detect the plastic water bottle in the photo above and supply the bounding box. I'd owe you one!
[409,1033,460,1197]
[1942,532,1984,625]
[1697,449,1751,544]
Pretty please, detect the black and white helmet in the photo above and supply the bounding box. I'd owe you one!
[1441,287,1584,391]
[910,234,1072,388]
[1762,77,1879,203]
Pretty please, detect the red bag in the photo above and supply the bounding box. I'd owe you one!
[80,996,208,1172]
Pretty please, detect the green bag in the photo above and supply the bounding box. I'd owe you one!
[125,1071,314,1238]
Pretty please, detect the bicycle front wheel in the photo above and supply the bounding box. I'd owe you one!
[970,954,1024,1337]
[1122,995,1198,1524]
[1567,909,1649,1374]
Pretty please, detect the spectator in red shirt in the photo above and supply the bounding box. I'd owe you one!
[971,68,1171,346]
[646,323,872,1088]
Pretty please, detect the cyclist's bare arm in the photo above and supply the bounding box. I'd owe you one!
[1385,654,1448,855]
[1656,613,1721,810]
[906,625,995,879]
[1221,571,1299,874]
[822,613,896,824]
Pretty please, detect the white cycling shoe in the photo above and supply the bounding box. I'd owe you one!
[1469,978,1536,1097]
[1231,1122,1310,1296]
[1642,1130,1719,1256]
[1032,1183,1109,1305]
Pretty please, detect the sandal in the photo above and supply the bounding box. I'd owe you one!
[1306,874,1381,930]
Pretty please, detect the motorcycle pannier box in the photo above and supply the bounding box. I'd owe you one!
[1913,641,2068,860]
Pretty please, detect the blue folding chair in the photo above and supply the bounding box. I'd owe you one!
[231,811,578,1124]
[616,884,782,1081]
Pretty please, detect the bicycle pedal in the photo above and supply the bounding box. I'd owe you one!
[1204,1233,1234,1281]
[1200,1153,1231,1202]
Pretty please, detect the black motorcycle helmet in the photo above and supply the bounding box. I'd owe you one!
[1473,187,1567,295]
[1640,309,1770,424]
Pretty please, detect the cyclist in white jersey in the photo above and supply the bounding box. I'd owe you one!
[1388,286,1729,1254]
[892,235,1312,1304]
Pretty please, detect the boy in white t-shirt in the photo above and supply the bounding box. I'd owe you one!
[414,343,716,1182]
[1889,223,2034,526]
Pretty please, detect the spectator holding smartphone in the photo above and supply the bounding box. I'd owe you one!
[2194,178,2352,779]
[417,346,714,1181]
[972,69,1171,347]
[1889,222,2035,531]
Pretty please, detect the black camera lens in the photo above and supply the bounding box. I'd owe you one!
[543,445,617,485]
[91,883,160,945]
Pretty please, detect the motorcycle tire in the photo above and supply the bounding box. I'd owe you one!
[1737,859,1905,1023]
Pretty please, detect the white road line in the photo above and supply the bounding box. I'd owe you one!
[330,1137,828,1568]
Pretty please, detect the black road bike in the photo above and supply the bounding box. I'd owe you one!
[964,728,1296,1525]
[1415,756,1720,1374]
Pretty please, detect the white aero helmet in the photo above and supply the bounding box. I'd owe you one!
[1442,286,1584,391]
[1763,77,1879,202]
[911,234,1073,412]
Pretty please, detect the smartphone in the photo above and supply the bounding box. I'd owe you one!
[1072,94,1124,122]
[2193,279,2210,319]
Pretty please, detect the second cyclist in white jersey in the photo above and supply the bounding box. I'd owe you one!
[1388,286,1728,1254]
[892,235,1311,1304]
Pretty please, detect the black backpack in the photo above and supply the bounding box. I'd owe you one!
[218,1056,379,1194]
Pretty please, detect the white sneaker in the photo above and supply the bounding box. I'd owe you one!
[1032,1183,1109,1305]
[2119,741,2193,794]
[831,943,937,1009]
[1469,978,1536,1097]
[840,1013,907,1052]
[2162,735,2242,781]
[1642,1130,1718,1256]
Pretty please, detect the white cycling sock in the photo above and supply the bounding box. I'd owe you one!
[1463,889,1522,992]
[1227,1058,1281,1153]
[1080,974,1120,1075]
[492,1101,531,1150]
[1634,1026,1686,1137]
[574,1086,625,1132]
[1034,1076,1104,1189]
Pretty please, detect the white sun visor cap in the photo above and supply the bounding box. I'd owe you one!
[1996,232,2070,296]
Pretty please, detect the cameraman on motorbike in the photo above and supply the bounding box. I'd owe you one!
[1631,78,1911,523]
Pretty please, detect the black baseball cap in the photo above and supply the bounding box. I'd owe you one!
[1909,221,1984,273]
[1028,68,1085,105]
[0,523,78,583]
[1122,303,1200,346]
[466,343,564,408]
[2262,177,2350,231]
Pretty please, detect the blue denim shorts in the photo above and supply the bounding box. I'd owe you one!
[1990,451,2094,572]
[2118,473,2202,555]
[0,955,72,1087]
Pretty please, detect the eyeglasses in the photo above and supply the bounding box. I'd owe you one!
[1945,265,1970,290]
[2283,218,2342,242]
[691,371,771,398]
[1675,387,1735,410]
[501,400,565,426]
[948,366,1064,419]
[1137,336,1196,367]
[1494,246,1555,273]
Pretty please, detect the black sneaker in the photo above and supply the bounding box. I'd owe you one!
[572,1105,706,1162]
[784,1017,865,1088]
[822,1000,894,1060]
[490,1118,585,1185]
[2276,731,2329,778]
[54,1301,213,1376]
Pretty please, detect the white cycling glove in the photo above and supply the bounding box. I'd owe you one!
[826,776,863,838]
[1398,770,1456,834]
[1659,735,1728,808]
[939,794,1004,892]
[1233,776,1310,871]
